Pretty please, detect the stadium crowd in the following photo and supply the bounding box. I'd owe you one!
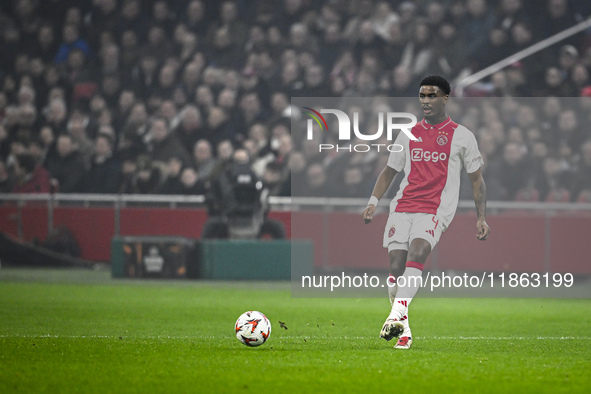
[1,0,591,202]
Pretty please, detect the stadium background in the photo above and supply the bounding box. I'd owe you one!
[0,0,590,271]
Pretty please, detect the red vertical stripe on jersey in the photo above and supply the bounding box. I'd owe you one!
[395,119,456,214]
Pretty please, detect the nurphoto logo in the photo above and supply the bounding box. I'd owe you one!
[302,107,418,153]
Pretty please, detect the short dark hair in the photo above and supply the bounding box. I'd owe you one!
[420,75,451,95]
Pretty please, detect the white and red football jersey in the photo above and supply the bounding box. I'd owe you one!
[387,117,483,228]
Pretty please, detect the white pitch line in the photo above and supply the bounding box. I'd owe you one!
[417,336,591,340]
[0,335,589,340]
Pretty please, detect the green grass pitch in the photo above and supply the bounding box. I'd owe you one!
[1,269,590,393]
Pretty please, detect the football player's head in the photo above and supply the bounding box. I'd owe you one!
[419,75,451,96]
[419,75,450,121]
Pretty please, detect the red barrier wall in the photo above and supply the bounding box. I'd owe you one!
[0,206,589,274]
[291,210,591,274]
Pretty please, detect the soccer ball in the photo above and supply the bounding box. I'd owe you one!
[235,311,271,347]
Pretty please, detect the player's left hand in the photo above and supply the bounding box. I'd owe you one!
[476,219,490,240]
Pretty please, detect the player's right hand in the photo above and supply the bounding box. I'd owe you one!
[362,205,376,224]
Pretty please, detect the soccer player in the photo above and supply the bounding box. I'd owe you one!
[362,75,490,349]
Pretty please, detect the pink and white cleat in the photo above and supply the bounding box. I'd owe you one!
[394,336,413,349]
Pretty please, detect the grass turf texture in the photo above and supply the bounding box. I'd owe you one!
[0,269,590,393]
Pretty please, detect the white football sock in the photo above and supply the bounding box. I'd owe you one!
[388,265,424,321]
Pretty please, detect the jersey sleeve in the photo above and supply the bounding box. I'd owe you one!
[386,131,406,172]
[461,128,484,174]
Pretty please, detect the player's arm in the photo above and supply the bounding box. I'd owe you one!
[362,165,398,224]
[468,168,490,240]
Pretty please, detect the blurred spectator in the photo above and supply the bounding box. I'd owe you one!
[245,123,274,177]
[354,20,385,63]
[288,151,307,196]
[155,156,184,194]
[209,27,243,69]
[6,138,28,169]
[181,62,204,94]
[178,166,206,195]
[15,103,38,141]
[131,155,162,194]
[83,133,120,194]
[44,98,68,134]
[86,0,119,47]
[144,25,172,60]
[195,85,215,113]
[174,105,203,151]
[431,22,467,78]
[155,65,177,99]
[147,117,191,171]
[118,0,147,39]
[342,0,375,43]
[184,1,208,37]
[533,154,573,201]
[277,61,303,97]
[497,142,531,200]
[300,65,330,97]
[205,106,235,147]
[305,163,329,197]
[371,2,399,41]
[320,23,345,71]
[462,0,495,60]
[261,160,284,197]
[208,139,234,184]
[54,24,90,64]
[209,1,248,47]
[193,139,216,181]
[152,1,176,35]
[496,0,525,30]
[269,92,293,124]
[555,109,585,152]
[115,90,136,131]
[45,134,87,193]
[540,0,578,41]
[159,100,179,128]
[130,52,160,98]
[570,63,590,94]
[336,165,371,198]
[120,101,150,157]
[67,116,94,167]
[120,29,142,73]
[389,66,417,97]
[34,24,58,63]
[39,125,57,166]
[399,21,433,81]
[11,153,51,193]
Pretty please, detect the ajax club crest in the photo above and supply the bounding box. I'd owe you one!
[388,225,396,238]
[436,135,448,146]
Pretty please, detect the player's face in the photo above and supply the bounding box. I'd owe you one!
[419,85,448,122]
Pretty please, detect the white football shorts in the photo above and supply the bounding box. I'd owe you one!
[383,212,444,252]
